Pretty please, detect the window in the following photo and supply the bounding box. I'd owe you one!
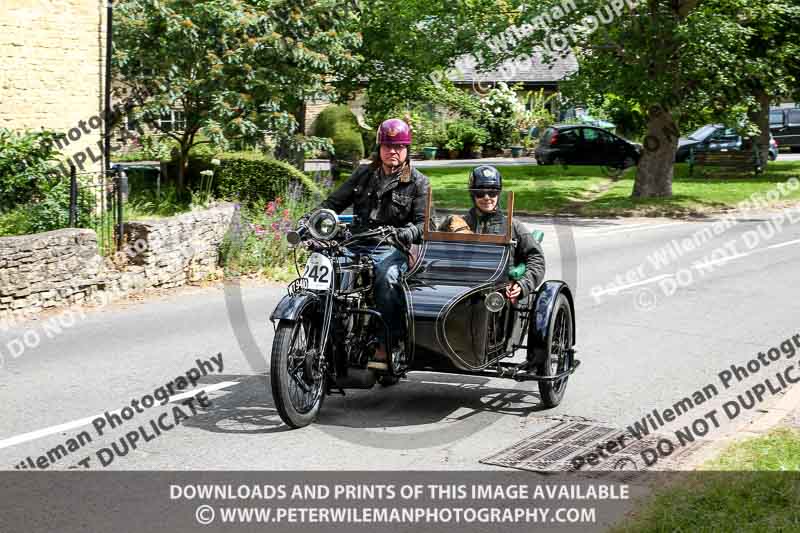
[788,110,800,126]
[559,128,579,143]
[582,128,599,141]
[770,110,785,127]
[687,125,717,141]
[159,110,186,132]
[711,128,738,141]
[599,131,615,143]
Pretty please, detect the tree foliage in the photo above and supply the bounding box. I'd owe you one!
[114,0,362,190]
[335,0,512,126]
[478,0,800,197]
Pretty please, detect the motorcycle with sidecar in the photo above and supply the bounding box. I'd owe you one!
[268,189,579,428]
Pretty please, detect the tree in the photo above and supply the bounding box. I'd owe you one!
[333,0,513,126]
[468,1,788,197]
[481,0,766,197]
[114,0,362,192]
[720,0,800,165]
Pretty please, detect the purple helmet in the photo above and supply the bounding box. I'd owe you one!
[376,118,412,146]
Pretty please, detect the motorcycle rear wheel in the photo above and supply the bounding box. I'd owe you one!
[270,318,326,428]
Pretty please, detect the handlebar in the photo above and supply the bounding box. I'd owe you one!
[287,221,404,250]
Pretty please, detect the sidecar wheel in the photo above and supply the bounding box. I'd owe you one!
[537,293,574,408]
[270,318,326,429]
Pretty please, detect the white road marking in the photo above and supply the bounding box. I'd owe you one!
[591,238,800,297]
[0,381,240,450]
[592,274,673,296]
[691,253,750,269]
[767,238,800,250]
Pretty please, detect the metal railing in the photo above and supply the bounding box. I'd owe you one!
[67,164,127,255]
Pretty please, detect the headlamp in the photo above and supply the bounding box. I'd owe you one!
[307,209,340,241]
[485,291,506,313]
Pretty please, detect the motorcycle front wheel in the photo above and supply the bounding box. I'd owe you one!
[270,318,326,428]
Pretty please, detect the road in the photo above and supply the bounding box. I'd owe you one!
[2,209,800,471]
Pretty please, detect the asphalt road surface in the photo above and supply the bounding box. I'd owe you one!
[2,207,800,471]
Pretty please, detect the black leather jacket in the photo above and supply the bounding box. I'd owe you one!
[463,207,546,297]
[320,163,430,243]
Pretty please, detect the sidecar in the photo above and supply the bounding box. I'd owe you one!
[400,189,579,407]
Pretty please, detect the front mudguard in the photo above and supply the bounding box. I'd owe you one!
[269,292,320,323]
[526,281,576,367]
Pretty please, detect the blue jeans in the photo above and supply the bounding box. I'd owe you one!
[345,244,408,346]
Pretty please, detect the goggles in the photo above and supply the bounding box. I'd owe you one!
[472,189,499,199]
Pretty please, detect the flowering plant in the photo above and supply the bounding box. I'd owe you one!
[219,167,335,280]
[478,83,524,149]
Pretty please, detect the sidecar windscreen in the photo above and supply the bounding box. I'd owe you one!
[423,189,514,244]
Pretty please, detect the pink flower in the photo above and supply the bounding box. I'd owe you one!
[265,202,275,215]
[282,208,290,219]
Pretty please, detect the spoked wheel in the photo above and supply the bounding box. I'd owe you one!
[537,293,574,408]
[270,317,326,428]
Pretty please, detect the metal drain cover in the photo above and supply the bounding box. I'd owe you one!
[481,420,708,474]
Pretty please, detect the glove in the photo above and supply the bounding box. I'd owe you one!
[396,226,415,247]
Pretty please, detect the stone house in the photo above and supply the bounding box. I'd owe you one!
[0,0,108,175]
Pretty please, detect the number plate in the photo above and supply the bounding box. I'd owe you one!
[302,253,334,291]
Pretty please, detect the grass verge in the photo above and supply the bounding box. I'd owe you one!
[424,162,800,217]
[423,165,610,214]
[613,428,800,532]
[570,162,800,217]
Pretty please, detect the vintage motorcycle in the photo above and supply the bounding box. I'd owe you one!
[268,190,579,429]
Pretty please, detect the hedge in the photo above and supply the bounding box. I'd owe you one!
[312,105,365,164]
[211,152,321,205]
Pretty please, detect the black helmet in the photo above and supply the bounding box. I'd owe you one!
[469,165,502,190]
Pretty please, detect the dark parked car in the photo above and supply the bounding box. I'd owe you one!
[675,124,779,162]
[535,125,641,168]
[770,108,800,151]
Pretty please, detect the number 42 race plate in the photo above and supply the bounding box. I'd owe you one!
[302,253,333,290]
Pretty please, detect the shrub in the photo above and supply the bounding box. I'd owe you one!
[405,111,447,151]
[443,119,490,154]
[212,152,322,206]
[478,82,524,150]
[332,123,365,165]
[0,127,97,236]
[311,105,364,175]
[219,195,314,280]
[26,179,96,234]
[312,105,359,138]
[0,128,60,210]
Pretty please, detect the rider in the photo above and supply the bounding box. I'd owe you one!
[463,165,545,303]
[310,118,430,369]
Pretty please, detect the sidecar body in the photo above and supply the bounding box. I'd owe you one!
[400,189,579,391]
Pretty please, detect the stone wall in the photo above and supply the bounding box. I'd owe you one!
[122,204,236,289]
[0,0,106,174]
[0,229,106,313]
[0,204,236,315]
